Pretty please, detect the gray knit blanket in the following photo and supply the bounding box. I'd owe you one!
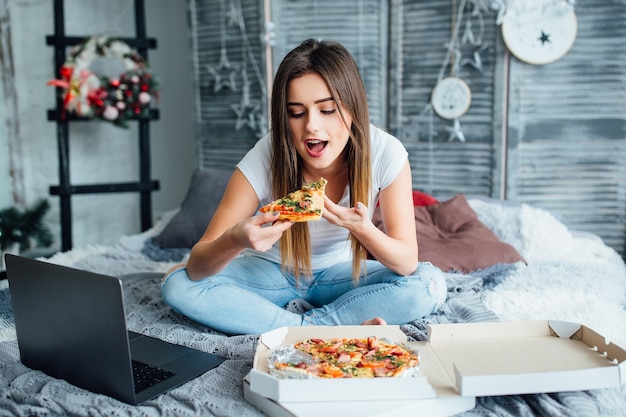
[0,197,625,416]
[0,270,624,416]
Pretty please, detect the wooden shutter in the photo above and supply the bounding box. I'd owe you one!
[188,0,267,169]
[188,0,626,257]
[506,0,626,254]
[389,1,501,198]
[270,0,388,127]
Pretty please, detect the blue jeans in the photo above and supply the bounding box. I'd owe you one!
[161,254,447,335]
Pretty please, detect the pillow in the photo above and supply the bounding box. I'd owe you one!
[372,193,524,273]
[153,168,232,248]
[413,190,439,207]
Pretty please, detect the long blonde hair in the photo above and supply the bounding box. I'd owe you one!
[270,39,371,283]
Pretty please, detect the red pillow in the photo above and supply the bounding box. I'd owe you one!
[413,191,439,207]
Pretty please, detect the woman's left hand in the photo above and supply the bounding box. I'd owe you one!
[320,160,418,276]
[322,195,371,233]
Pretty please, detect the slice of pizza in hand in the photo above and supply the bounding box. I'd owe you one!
[260,178,327,222]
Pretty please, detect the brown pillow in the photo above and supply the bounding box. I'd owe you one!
[372,194,524,273]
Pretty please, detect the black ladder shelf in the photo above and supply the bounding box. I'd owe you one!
[46,0,160,252]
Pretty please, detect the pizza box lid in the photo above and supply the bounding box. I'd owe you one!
[425,320,626,397]
[248,321,626,407]
[249,325,437,403]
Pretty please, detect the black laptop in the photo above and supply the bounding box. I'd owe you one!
[4,254,225,405]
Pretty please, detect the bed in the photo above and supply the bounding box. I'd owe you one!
[1,168,625,416]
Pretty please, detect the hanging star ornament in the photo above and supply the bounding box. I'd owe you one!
[226,0,239,27]
[445,119,466,142]
[461,43,492,72]
[231,99,261,131]
[231,68,261,131]
[206,48,238,93]
[501,0,577,65]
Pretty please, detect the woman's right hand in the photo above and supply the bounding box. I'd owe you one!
[228,211,293,253]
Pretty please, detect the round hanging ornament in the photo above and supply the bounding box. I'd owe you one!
[501,0,577,65]
[430,77,472,120]
[47,36,160,128]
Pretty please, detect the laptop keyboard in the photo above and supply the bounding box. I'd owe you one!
[132,360,176,393]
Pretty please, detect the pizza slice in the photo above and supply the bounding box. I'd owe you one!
[259,178,327,222]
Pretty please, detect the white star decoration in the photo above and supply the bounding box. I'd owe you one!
[445,119,466,142]
[462,43,492,72]
[226,0,239,27]
[231,68,261,131]
[206,49,238,93]
[231,99,261,131]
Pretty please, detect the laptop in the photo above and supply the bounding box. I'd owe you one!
[4,254,226,405]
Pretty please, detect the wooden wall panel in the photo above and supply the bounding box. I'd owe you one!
[270,0,388,127]
[389,1,500,198]
[506,0,626,255]
[188,0,266,169]
[188,0,626,257]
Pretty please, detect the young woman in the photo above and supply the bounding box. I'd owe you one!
[161,39,446,335]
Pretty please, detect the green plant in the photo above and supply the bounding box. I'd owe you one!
[0,199,53,251]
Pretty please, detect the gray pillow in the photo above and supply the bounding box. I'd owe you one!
[153,168,232,248]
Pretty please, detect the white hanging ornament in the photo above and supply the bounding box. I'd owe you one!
[430,77,472,120]
[206,48,238,93]
[445,118,466,142]
[207,0,239,93]
[501,0,578,65]
[231,67,260,132]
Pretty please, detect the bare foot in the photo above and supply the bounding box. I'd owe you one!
[361,317,387,326]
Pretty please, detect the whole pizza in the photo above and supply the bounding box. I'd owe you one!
[270,337,419,379]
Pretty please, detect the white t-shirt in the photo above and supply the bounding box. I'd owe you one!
[236,124,408,270]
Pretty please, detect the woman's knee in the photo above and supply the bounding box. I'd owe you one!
[163,262,187,281]
[404,262,447,317]
[417,262,447,310]
[161,267,193,308]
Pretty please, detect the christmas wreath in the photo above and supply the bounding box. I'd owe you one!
[48,36,160,128]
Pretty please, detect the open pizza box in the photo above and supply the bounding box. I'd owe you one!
[248,325,436,403]
[245,321,626,417]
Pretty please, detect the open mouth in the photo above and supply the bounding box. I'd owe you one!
[306,139,328,154]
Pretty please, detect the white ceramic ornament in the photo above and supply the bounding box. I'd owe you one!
[501,0,577,65]
[430,77,472,120]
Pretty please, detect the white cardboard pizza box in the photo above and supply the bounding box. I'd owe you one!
[243,374,475,417]
[245,321,626,416]
[428,320,626,396]
[248,325,437,403]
